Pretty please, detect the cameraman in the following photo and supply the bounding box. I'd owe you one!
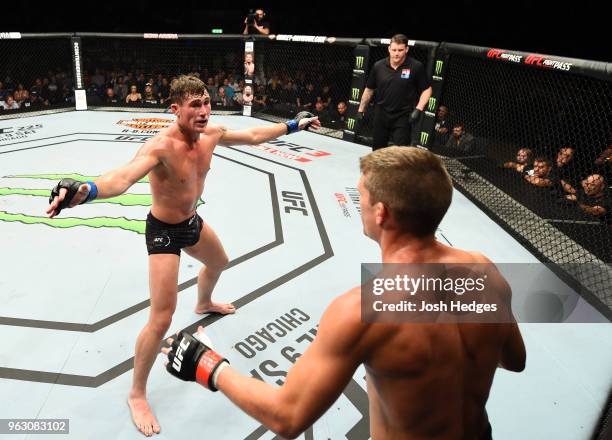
[243,9,270,35]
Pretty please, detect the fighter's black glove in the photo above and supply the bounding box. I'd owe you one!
[165,330,229,391]
[285,111,317,134]
[48,178,97,215]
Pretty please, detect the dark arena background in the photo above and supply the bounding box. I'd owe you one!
[0,3,611,440]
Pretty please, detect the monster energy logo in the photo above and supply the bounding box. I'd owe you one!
[427,97,437,112]
[355,56,365,70]
[420,132,429,145]
[351,88,360,101]
[435,60,444,76]
[347,118,356,130]
[0,173,203,234]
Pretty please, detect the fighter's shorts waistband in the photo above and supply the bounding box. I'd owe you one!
[146,212,199,229]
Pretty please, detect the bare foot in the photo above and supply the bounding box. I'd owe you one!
[195,302,236,315]
[128,395,161,437]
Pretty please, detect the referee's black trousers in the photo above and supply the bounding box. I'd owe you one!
[372,106,413,150]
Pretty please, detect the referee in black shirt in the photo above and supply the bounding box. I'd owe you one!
[358,34,432,150]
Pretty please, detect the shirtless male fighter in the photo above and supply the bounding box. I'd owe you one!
[46,75,320,436]
[162,146,526,439]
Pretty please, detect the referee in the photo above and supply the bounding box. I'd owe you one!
[358,34,432,150]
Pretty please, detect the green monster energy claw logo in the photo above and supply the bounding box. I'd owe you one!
[355,56,365,70]
[420,132,429,145]
[435,60,444,76]
[351,88,360,101]
[0,173,202,234]
[347,118,356,130]
[427,97,437,112]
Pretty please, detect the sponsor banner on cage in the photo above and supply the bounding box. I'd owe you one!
[433,59,445,81]
[71,38,84,90]
[379,38,416,46]
[487,49,573,72]
[274,35,332,44]
[361,263,610,324]
[143,33,179,39]
[75,90,87,110]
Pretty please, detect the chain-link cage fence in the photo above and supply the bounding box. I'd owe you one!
[78,34,246,114]
[431,45,612,316]
[354,40,436,146]
[251,38,358,138]
[0,34,74,117]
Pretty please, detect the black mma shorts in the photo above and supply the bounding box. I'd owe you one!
[145,211,203,256]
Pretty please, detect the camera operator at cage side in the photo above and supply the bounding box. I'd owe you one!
[243,9,270,35]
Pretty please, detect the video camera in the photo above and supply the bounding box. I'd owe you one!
[246,10,256,25]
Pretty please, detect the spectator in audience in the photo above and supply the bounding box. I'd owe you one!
[105,87,119,104]
[158,77,170,104]
[503,148,533,173]
[61,85,75,104]
[222,78,235,99]
[444,123,474,153]
[551,147,578,195]
[136,73,146,93]
[87,83,103,105]
[30,78,43,97]
[524,157,554,188]
[594,145,612,167]
[433,105,451,147]
[281,80,299,109]
[147,77,159,97]
[319,84,333,109]
[1,95,20,110]
[267,72,282,89]
[214,86,232,107]
[330,101,349,129]
[47,76,60,104]
[594,145,612,183]
[23,90,48,109]
[113,76,128,100]
[253,84,268,110]
[13,83,29,105]
[228,75,241,92]
[243,9,270,35]
[565,174,610,222]
[91,68,106,87]
[298,82,317,111]
[40,78,52,103]
[312,100,331,125]
[125,85,142,104]
[206,78,218,102]
[143,83,159,105]
[267,81,282,105]
[0,81,7,102]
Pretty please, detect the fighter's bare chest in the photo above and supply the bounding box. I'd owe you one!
[165,145,213,183]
